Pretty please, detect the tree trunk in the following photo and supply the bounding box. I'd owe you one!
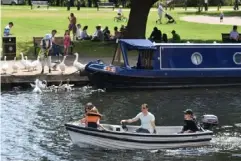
[56,0,60,6]
[124,0,157,39]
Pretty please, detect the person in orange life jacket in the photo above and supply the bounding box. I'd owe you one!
[180,109,199,133]
[80,102,94,124]
[85,107,107,130]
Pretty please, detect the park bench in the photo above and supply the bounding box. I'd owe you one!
[31,1,49,10]
[33,37,74,56]
[221,33,231,43]
[97,2,115,11]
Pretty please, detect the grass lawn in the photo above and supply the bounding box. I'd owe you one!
[1,5,240,58]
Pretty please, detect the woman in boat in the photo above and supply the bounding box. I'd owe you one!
[85,107,107,130]
[80,102,94,124]
[120,104,157,134]
[180,109,199,133]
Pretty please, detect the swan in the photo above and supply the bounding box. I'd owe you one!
[30,56,40,71]
[24,56,32,71]
[48,56,58,71]
[32,79,42,93]
[61,79,74,91]
[59,56,66,74]
[20,52,26,69]
[2,56,8,74]
[30,79,47,90]
[73,53,86,72]
[12,57,19,73]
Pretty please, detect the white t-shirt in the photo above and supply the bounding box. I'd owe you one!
[158,4,163,15]
[117,8,122,14]
[80,30,88,39]
[132,112,155,133]
[230,31,239,40]
[76,28,82,38]
[204,0,208,3]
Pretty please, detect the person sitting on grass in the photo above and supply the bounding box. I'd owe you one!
[149,27,162,42]
[103,26,111,41]
[162,33,168,43]
[171,30,181,43]
[92,25,104,41]
[80,26,92,40]
[110,26,121,40]
[76,24,82,40]
[230,25,240,42]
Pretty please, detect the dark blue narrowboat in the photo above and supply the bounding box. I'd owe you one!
[85,39,241,89]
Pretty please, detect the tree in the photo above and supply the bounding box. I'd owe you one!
[124,0,158,39]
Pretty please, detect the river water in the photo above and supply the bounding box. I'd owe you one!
[1,87,241,161]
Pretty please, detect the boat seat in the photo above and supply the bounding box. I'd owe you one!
[108,125,125,132]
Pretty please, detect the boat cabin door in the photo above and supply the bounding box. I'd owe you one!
[136,50,154,69]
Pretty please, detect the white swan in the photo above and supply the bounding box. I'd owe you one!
[59,56,66,74]
[30,56,40,71]
[20,52,27,69]
[30,79,47,90]
[61,79,74,91]
[24,56,32,71]
[32,79,42,93]
[12,57,19,73]
[73,53,86,72]
[2,56,8,74]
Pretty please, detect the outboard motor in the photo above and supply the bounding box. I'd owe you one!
[201,114,219,130]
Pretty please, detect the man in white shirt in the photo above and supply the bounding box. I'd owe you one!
[117,6,123,19]
[120,104,156,134]
[230,25,239,42]
[156,3,164,24]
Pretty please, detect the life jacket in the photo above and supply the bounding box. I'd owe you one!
[86,112,102,123]
[41,39,51,50]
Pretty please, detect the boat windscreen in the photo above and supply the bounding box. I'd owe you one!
[112,44,125,67]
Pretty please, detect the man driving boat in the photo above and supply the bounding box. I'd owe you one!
[180,109,199,133]
[120,104,157,134]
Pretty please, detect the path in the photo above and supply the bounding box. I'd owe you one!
[180,15,241,25]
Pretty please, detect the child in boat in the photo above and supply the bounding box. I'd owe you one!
[220,11,224,22]
[80,105,107,130]
[180,109,199,133]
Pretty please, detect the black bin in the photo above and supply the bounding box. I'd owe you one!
[2,36,16,60]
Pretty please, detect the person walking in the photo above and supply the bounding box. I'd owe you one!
[39,34,52,74]
[156,3,164,24]
[68,13,77,40]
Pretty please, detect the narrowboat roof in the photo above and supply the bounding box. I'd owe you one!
[119,39,156,50]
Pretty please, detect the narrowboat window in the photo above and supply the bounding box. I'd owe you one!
[191,52,203,65]
[131,49,154,70]
[112,44,125,66]
[233,52,241,65]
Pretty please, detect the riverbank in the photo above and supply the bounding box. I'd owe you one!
[0,56,112,89]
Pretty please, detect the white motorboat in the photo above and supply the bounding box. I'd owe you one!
[65,115,218,150]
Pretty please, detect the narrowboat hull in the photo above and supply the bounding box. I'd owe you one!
[87,69,241,89]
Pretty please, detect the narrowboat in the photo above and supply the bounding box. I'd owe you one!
[85,39,241,89]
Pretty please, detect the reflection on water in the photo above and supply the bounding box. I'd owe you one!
[1,87,241,161]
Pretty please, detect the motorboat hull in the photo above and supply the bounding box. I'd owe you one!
[65,123,213,150]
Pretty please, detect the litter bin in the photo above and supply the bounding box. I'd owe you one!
[2,36,16,60]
